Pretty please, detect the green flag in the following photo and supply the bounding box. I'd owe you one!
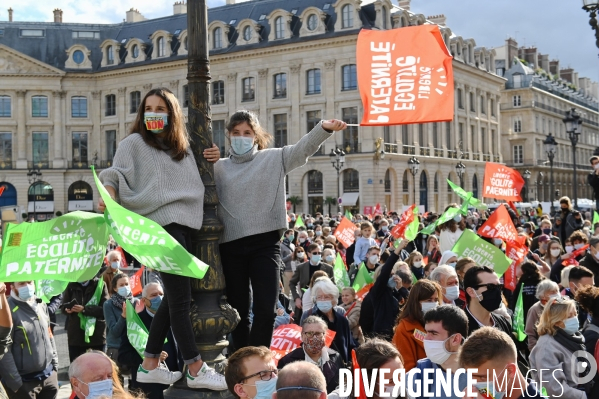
[333,253,350,293]
[447,179,488,211]
[0,211,108,282]
[594,211,599,226]
[404,206,420,241]
[126,300,150,358]
[513,286,526,342]
[352,263,374,292]
[345,210,353,221]
[36,280,69,304]
[451,230,512,276]
[78,278,105,343]
[294,215,305,229]
[420,207,461,235]
[92,167,209,280]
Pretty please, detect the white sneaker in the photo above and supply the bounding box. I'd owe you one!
[136,365,182,385]
[186,363,227,390]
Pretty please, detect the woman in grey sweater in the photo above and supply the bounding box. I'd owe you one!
[98,88,226,390]
[204,110,345,349]
[529,296,589,399]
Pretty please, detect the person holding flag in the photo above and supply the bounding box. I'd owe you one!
[438,204,466,253]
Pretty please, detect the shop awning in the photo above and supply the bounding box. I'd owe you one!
[340,192,360,207]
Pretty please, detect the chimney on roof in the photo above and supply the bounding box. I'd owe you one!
[126,8,146,23]
[428,14,446,26]
[226,0,236,4]
[8,8,13,22]
[53,8,63,23]
[173,1,187,15]
[398,0,410,10]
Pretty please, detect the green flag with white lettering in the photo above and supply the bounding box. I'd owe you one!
[513,286,526,342]
[126,300,150,358]
[92,167,209,280]
[333,253,350,293]
[451,230,512,276]
[78,278,105,343]
[36,280,70,304]
[0,211,108,282]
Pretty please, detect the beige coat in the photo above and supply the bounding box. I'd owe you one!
[341,301,365,345]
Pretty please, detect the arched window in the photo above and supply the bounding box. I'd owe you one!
[28,181,53,196]
[307,170,323,193]
[385,169,391,193]
[382,7,387,29]
[243,25,252,41]
[419,172,428,209]
[402,170,409,192]
[434,173,439,193]
[342,4,353,28]
[213,27,222,49]
[343,169,359,192]
[157,37,165,56]
[472,174,479,198]
[132,44,139,59]
[0,182,17,207]
[275,17,284,39]
[106,45,114,65]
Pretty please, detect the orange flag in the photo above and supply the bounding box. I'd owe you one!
[334,217,357,248]
[478,205,519,243]
[351,349,367,399]
[482,163,525,201]
[374,203,382,215]
[356,283,373,301]
[504,236,529,292]
[130,266,144,297]
[391,204,416,239]
[356,25,454,125]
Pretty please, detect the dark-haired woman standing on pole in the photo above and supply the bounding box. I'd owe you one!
[204,111,346,350]
[99,88,226,391]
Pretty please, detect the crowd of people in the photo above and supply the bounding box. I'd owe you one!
[1,86,598,399]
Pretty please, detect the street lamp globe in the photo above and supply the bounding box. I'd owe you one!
[523,170,531,180]
[583,0,599,9]
[329,148,337,164]
[339,150,345,165]
[455,161,466,179]
[543,133,557,158]
[563,108,582,136]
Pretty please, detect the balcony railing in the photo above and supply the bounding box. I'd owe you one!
[402,145,415,155]
[384,180,391,192]
[420,147,430,156]
[308,182,323,194]
[0,161,14,170]
[483,154,491,162]
[504,159,593,171]
[434,148,444,157]
[448,150,458,159]
[343,181,359,193]
[384,143,399,154]
[343,142,361,154]
[96,160,113,169]
[27,161,51,169]
[472,153,481,161]
[69,161,89,169]
[494,155,501,162]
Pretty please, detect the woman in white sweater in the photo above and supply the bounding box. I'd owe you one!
[99,88,224,390]
[529,296,589,399]
[437,204,466,253]
[204,111,346,350]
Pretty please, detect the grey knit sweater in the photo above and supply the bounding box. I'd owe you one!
[99,134,205,230]
[215,121,333,243]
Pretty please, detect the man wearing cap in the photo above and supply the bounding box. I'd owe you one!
[532,234,550,257]
[578,235,599,286]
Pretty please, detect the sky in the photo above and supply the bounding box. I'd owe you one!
[3,0,597,80]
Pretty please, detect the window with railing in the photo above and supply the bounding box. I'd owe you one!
[72,132,88,168]
[0,96,10,117]
[513,95,521,107]
[274,114,287,148]
[402,170,409,192]
[213,120,226,157]
[273,73,287,98]
[343,169,359,192]
[513,145,523,165]
[242,77,255,102]
[308,170,323,193]
[129,91,140,114]
[105,94,116,116]
[0,133,12,169]
[342,107,359,152]
[212,80,225,104]
[32,96,48,117]
[71,96,87,118]
[384,169,391,193]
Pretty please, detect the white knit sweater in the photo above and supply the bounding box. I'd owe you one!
[214,121,333,243]
[99,134,205,230]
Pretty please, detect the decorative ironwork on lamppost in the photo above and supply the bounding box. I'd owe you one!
[563,108,583,209]
[329,148,345,213]
[27,168,42,221]
[522,170,531,202]
[544,133,557,214]
[582,1,599,47]
[455,161,466,188]
[408,156,420,205]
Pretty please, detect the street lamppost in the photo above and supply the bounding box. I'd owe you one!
[544,133,557,214]
[329,148,345,213]
[582,1,599,47]
[563,108,583,209]
[27,168,42,221]
[455,161,466,188]
[408,156,420,205]
[522,170,531,202]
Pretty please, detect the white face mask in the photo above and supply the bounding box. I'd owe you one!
[565,245,574,254]
[423,334,458,365]
[368,255,379,265]
[413,261,423,268]
[297,252,305,259]
[444,285,460,301]
[574,243,584,250]
[421,301,437,314]
[550,249,561,257]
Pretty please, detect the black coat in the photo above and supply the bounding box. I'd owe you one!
[578,253,599,287]
[358,293,375,338]
[369,252,403,340]
[509,274,544,321]
[277,347,342,393]
[118,308,182,399]
[61,278,108,347]
[588,172,599,201]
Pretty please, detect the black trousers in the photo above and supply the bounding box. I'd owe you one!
[220,231,281,350]
[5,372,58,399]
[144,224,201,364]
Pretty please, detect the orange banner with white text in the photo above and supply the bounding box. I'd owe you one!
[356,25,454,126]
[482,163,525,201]
[334,217,357,248]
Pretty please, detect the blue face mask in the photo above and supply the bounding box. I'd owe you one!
[287,235,294,242]
[148,295,163,312]
[447,262,457,268]
[230,136,254,155]
[310,254,321,265]
[17,284,35,301]
[245,377,278,399]
[78,378,113,399]
[117,286,131,297]
[316,300,333,313]
[387,277,396,288]
[563,316,579,335]
[144,112,169,134]
[453,215,462,223]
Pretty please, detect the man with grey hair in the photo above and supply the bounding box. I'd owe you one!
[277,316,342,393]
[69,351,114,399]
[525,279,559,351]
[429,265,464,308]
[274,361,327,399]
[579,235,599,285]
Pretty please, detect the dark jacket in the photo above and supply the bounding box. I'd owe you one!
[346,243,356,269]
[588,172,599,202]
[578,253,599,287]
[46,294,62,333]
[289,261,335,301]
[358,293,375,339]
[550,255,584,285]
[368,252,403,341]
[119,308,182,399]
[308,307,355,364]
[277,346,342,393]
[555,209,583,245]
[509,274,544,321]
[61,278,108,347]
[465,306,512,337]
[565,289,589,328]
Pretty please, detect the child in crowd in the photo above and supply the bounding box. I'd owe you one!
[340,287,365,345]
[353,222,378,266]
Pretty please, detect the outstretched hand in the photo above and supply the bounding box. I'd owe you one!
[322,120,347,132]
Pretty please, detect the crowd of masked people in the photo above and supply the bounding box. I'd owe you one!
[1,196,599,399]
